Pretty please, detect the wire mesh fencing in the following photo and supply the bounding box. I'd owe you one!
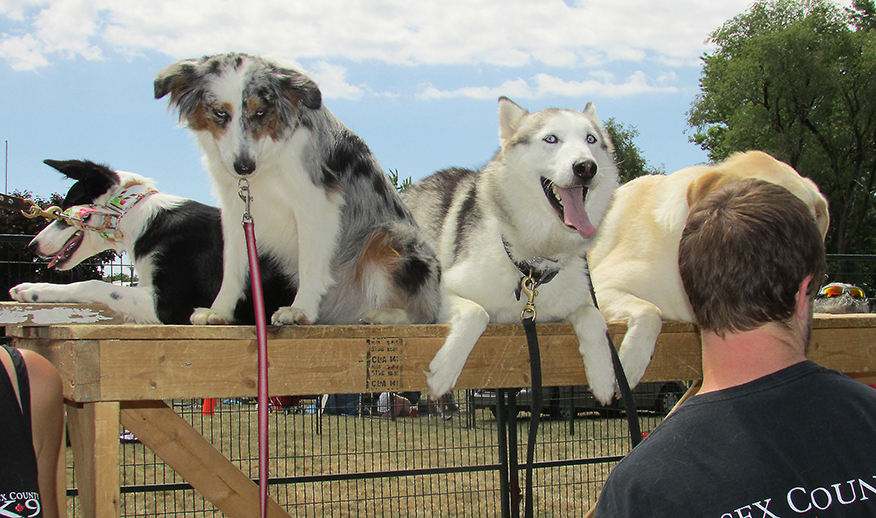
[101,390,671,518]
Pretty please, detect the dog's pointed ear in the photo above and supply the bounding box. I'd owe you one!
[43,159,73,175]
[498,96,528,142]
[43,159,119,190]
[583,102,602,125]
[686,170,744,209]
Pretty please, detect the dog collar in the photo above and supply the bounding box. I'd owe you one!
[501,235,561,300]
[60,183,157,241]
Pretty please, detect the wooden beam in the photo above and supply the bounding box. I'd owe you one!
[8,313,876,401]
[120,401,290,518]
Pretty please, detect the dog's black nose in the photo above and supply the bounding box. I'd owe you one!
[234,157,257,176]
[573,160,597,182]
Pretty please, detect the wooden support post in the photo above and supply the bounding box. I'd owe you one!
[66,400,120,518]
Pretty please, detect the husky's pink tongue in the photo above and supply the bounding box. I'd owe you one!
[555,186,596,238]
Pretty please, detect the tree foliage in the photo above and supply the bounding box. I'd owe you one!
[603,118,665,184]
[387,169,411,192]
[688,0,876,254]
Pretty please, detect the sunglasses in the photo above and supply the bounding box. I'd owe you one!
[818,285,866,300]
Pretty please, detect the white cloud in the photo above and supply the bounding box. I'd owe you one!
[0,33,48,70]
[2,0,764,72]
[418,70,678,100]
[308,61,367,101]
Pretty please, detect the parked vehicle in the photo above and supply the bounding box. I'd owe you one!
[472,381,689,419]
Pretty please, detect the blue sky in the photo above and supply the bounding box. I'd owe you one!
[1,0,845,206]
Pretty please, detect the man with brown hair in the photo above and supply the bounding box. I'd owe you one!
[594,178,876,517]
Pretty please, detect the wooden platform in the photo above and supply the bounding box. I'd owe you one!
[4,302,876,518]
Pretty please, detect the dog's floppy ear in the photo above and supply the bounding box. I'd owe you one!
[274,68,322,111]
[154,58,203,119]
[686,170,744,208]
[498,96,528,142]
[154,58,199,99]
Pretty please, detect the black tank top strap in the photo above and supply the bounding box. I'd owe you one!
[0,344,41,515]
[0,344,32,432]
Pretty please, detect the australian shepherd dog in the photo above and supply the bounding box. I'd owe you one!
[154,52,442,325]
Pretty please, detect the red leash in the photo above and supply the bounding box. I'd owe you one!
[239,180,270,517]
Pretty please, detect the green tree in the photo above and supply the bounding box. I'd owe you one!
[387,169,411,192]
[688,0,876,254]
[603,118,665,184]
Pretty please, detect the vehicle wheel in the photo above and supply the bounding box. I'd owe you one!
[656,387,681,415]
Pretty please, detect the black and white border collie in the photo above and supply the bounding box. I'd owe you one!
[154,52,442,325]
[9,159,296,324]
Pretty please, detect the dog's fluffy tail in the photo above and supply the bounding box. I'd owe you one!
[356,225,442,324]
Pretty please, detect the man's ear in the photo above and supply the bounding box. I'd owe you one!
[796,275,815,319]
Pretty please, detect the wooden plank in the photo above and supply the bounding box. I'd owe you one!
[3,308,875,340]
[50,327,706,399]
[67,401,120,518]
[0,302,123,325]
[120,401,290,518]
[808,324,876,377]
[7,313,876,401]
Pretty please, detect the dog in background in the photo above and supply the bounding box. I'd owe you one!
[155,52,442,326]
[402,97,619,403]
[588,150,830,389]
[9,159,295,324]
[814,282,870,314]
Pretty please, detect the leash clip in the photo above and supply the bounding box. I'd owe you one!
[238,178,253,224]
[22,202,66,223]
[520,273,538,321]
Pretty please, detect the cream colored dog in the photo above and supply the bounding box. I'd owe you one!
[588,151,830,389]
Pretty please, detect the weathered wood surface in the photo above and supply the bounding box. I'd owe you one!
[5,303,876,401]
[0,302,125,325]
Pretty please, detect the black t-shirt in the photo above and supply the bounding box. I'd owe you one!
[595,361,876,517]
[0,345,42,517]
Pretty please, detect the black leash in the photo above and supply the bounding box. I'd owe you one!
[583,256,641,448]
[519,276,541,518]
[516,257,641,518]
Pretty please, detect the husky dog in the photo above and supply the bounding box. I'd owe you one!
[155,52,442,326]
[403,97,620,403]
[9,159,295,324]
[588,150,830,389]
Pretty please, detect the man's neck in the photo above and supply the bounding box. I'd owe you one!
[699,322,809,394]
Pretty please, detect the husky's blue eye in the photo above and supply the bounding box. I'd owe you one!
[543,135,558,144]
[586,134,597,144]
